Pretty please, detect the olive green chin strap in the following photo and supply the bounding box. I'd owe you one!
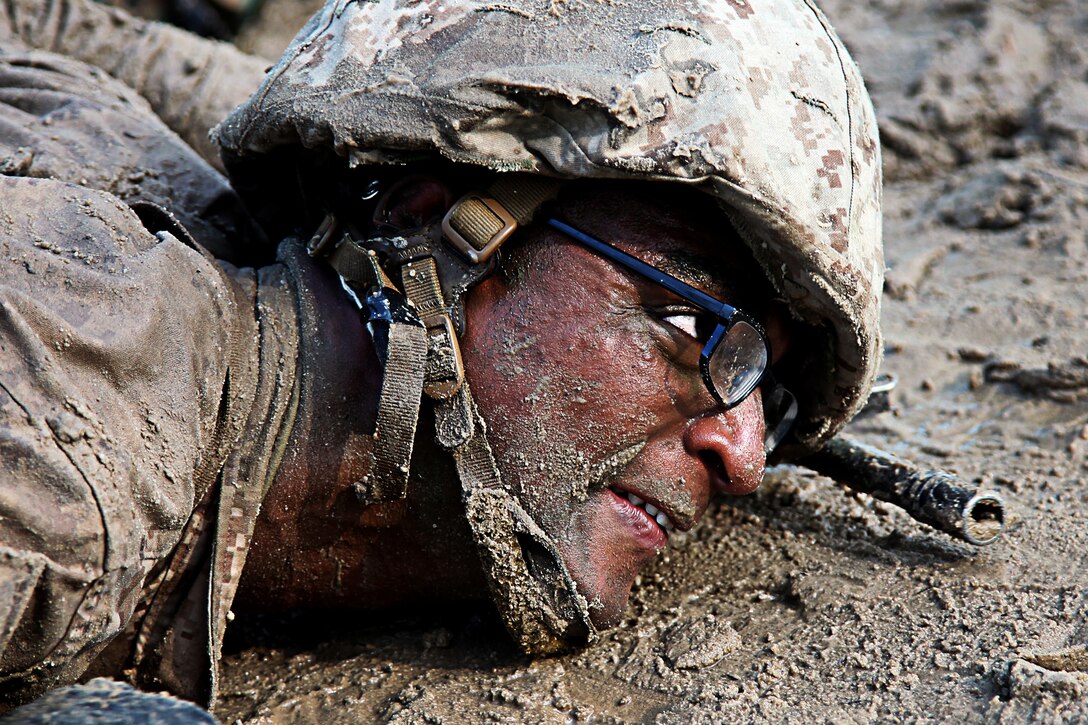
[314,175,597,654]
[320,231,429,504]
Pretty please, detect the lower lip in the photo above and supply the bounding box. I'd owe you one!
[606,489,668,551]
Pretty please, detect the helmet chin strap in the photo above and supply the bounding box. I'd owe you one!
[311,175,598,655]
[448,384,597,654]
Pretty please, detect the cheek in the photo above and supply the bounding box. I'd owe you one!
[461,293,664,509]
[471,309,666,447]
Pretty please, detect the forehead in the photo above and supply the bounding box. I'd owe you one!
[550,182,769,304]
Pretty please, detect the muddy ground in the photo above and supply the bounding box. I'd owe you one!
[209,0,1088,722]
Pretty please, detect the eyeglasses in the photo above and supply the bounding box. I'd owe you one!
[546,218,797,452]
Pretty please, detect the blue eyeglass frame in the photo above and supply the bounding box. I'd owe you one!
[547,218,767,404]
[545,218,798,451]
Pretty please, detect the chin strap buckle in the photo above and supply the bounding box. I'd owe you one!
[442,195,518,264]
[442,176,562,263]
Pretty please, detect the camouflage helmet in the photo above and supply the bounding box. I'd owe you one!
[215,0,883,453]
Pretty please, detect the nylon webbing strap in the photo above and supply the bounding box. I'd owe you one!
[452,383,596,653]
[360,322,428,502]
[435,386,473,450]
[489,175,562,226]
[401,257,465,399]
[326,235,391,290]
[320,232,428,504]
[400,256,445,319]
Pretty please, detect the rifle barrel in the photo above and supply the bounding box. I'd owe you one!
[799,437,1005,546]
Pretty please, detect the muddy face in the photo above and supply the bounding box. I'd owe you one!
[462,183,785,628]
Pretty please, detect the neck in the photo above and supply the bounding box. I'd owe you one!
[234,246,486,611]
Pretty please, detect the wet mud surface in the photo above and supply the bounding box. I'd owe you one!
[216,0,1088,721]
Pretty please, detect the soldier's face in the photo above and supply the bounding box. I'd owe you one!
[462,184,785,628]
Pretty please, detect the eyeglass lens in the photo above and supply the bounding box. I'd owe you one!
[707,320,768,406]
[706,321,796,452]
[762,384,798,453]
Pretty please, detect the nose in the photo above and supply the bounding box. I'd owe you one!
[683,390,766,495]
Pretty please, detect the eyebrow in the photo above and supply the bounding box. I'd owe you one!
[653,249,733,300]
[548,218,735,316]
[647,245,774,325]
[547,217,772,322]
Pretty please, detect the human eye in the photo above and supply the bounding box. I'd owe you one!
[661,312,699,339]
[659,307,715,341]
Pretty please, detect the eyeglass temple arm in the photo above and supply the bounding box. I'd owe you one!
[546,219,734,319]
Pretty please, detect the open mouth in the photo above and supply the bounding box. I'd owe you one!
[593,444,680,544]
[608,486,676,537]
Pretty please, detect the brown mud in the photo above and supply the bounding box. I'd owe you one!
[215,0,1088,721]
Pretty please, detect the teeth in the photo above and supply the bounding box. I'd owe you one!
[620,490,672,533]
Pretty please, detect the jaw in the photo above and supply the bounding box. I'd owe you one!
[509,443,706,632]
[549,488,670,630]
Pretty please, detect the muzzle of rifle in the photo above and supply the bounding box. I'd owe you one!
[799,437,1006,546]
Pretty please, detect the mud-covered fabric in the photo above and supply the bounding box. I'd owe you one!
[0,54,301,707]
[0,678,218,724]
[0,42,267,264]
[216,0,885,452]
[0,172,236,706]
[0,0,269,174]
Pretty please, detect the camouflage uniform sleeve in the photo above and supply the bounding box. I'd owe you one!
[0,0,269,171]
[0,47,268,263]
[0,174,249,706]
[0,46,273,706]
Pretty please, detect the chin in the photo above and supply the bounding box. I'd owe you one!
[560,538,646,631]
[587,591,632,630]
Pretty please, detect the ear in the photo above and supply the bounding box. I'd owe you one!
[372,175,454,231]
